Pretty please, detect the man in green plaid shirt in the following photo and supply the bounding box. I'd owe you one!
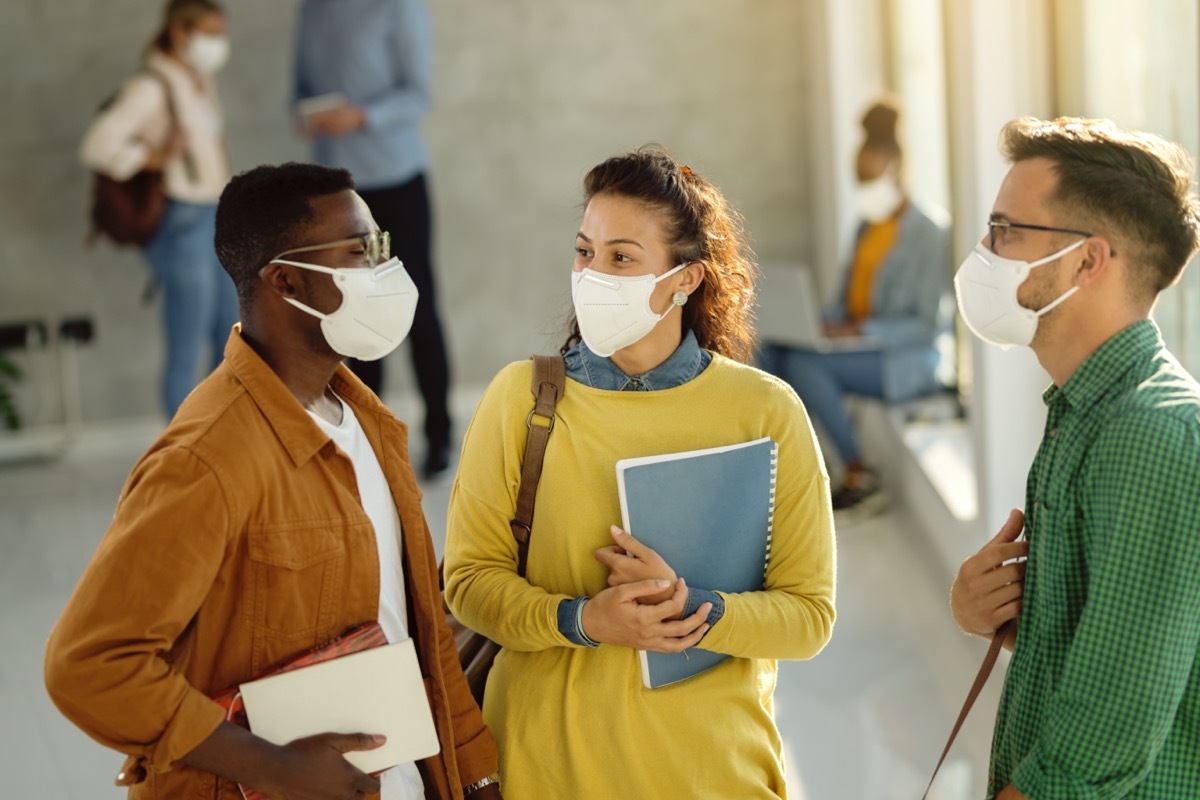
[950,117,1200,799]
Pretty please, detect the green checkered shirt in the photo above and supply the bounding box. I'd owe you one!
[989,320,1200,799]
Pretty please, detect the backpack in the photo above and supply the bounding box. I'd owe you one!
[87,69,182,248]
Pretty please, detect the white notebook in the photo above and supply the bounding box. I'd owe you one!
[238,638,440,773]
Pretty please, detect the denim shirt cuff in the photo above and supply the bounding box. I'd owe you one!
[684,587,725,630]
[557,597,600,647]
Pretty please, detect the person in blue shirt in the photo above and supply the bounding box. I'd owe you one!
[293,0,453,478]
[762,98,950,513]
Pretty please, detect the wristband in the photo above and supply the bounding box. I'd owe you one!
[463,774,499,795]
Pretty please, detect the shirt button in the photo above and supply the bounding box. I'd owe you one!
[1049,427,1059,438]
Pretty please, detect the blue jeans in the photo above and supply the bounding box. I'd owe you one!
[760,344,884,464]
[142,200,239,417]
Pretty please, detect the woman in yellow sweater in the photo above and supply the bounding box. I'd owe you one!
[444,147,836,798]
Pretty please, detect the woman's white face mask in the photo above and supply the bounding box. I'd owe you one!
[571,263,686,357]
[856,174,903,223]
[184,32,230,75]
[953,239,1085,349]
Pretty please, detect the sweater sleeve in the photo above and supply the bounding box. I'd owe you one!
[44,446,231,773]
[444,363,576,652]
[80,74,167,181]
[696,379,837,661]
[363,0,433,130]
[859,211,950,346]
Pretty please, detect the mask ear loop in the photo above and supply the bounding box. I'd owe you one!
[1029,237,1088,317]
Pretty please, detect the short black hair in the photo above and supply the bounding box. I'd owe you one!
[215,162,356,304]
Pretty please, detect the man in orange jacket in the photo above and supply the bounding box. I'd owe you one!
[45,162,500,800]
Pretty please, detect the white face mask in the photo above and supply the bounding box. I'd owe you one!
[184,32,230,76]
[571,264,687,357]
[856,175,903,223]
[953,240,1085,349]
[272,256,419,361]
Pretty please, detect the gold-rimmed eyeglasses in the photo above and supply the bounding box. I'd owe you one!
[270,230,391,267]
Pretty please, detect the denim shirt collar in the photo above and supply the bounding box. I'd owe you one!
[564,329,712,391]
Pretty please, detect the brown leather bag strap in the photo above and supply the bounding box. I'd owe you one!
[922,621,1012,799]
[509,354,565,577]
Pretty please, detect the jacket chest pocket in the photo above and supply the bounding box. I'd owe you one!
[245,520,363,647]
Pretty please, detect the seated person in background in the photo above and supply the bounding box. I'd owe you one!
[761,97,950,512]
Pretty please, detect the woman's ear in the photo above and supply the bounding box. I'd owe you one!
[167,21,190,53]
[679,261,705,294]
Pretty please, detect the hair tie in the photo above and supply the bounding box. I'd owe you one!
[680,165,692,177]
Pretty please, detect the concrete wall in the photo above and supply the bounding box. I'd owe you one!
[0,0,811,423]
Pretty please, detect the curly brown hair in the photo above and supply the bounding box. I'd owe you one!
[562,146,759,363]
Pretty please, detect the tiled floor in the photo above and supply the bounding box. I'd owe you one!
[0,385,1003,799]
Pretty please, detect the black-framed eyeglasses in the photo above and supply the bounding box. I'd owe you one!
[270,230,392,267]
[987,220,1091,252]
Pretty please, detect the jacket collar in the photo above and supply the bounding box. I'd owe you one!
[222,325,397,466]
[564,329,710,391]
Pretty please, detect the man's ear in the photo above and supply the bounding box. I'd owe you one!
[259,263,303,300]
[1072,236,1115,288]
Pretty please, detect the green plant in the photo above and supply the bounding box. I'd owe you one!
[0,352,20,430]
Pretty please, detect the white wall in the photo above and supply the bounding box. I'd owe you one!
[0,0,812,424]
[941,0,1057,538]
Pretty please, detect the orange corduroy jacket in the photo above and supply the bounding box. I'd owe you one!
[44,326,497,799]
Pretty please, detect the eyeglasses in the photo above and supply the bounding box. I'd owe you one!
[987,220,1091,252]
[270,230,391,267]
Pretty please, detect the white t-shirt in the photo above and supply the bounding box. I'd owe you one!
[308,394,423,800]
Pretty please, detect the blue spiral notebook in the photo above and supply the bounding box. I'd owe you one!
[615,437,778,689]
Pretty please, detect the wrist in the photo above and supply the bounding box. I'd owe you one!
[575,598,600,647]
[463,773,499,796]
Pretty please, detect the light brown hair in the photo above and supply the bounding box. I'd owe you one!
[563,146,758,363]
[1000,116,1200,296]
[147,0,224,55]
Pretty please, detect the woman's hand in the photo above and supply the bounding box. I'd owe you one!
[822,320,861,338]
[595,526,676,605]
[580,577,711,653]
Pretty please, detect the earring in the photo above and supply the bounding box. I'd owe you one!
[673,290,688,307]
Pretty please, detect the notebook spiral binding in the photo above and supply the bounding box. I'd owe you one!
[764,441,779,581]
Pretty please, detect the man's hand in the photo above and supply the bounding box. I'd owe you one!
[305,103,367,138]
[581,578,711,652]
[996,783,1029,799]
[595,526,676,605]
[258,732,385,799]
[182,722,384,800]
[950,508,1028,641]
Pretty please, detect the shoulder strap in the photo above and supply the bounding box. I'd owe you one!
[922,621,1011,799]
[509,354,566,577]
[141,67,199,183]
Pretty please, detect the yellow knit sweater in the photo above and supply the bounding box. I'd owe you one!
[445,356,836,799]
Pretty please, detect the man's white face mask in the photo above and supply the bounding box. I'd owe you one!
[953,238,1086,349]
[270,256,420,361]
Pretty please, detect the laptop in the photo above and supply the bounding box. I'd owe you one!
[756,261,879,353]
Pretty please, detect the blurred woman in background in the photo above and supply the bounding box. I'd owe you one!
[81,0,236,417]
